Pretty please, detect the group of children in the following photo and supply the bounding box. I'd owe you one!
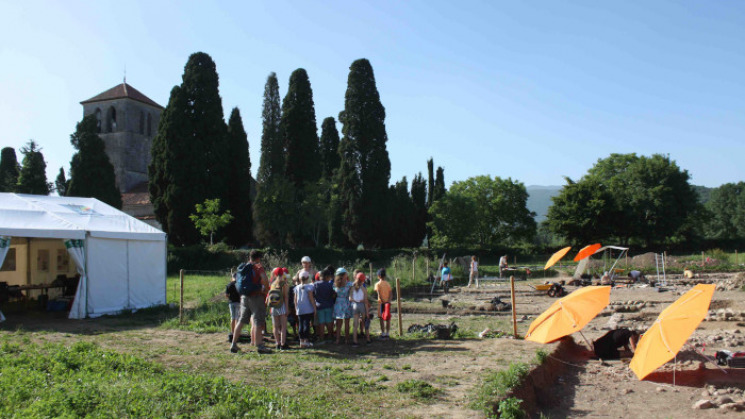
[226,256,394,351]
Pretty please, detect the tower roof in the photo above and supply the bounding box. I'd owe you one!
[81,83,164,109]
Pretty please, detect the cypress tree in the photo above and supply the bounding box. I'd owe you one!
[411,172,427,247]
[149,52,229,245]
[67,116,121,207]
[55,167,68,196]
[390,177,415,247]
[17,140,51,195]
[282,68,319,188]
[434,166,446,201]
[333,133,362,245]
[426,158,434,208]
[256,72,283,185]
[224,107,253,246]
[319,117,341,181]
[338,59,391,247]
[0,147,20,192]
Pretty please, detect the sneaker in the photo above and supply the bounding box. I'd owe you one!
[230,345,240,353]
[276,343,282,350]
[282,344,290,350]
[257,346,273,354]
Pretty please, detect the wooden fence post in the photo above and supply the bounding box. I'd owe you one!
[702,251,705,265]
[369,262,373,282]
[396,278,403,337]
[510,275,517,337]
[179,269,184,324]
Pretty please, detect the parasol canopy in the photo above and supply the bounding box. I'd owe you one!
[525,286,611,344]
[629,284,715,380]
[544,246,572,270]
[573,243,602,262]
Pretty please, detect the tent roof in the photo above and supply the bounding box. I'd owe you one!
[595,245,629,254]
[0,193,166,241]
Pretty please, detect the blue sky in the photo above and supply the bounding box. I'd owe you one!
[1,1,744,189]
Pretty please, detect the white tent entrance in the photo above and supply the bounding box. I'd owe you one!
[0,193,167,319]
[573,245,629,280]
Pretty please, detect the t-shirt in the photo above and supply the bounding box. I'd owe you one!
[471,261,478,272]
[294,284,315,315]
[313,280,336,310]
[593,328,633,359]
[225,282,240,303]
[441,267,452,281]
[374,280,392,303]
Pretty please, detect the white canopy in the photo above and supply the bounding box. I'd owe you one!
[573,245,629,279]
[0,193,166,318]
[0,193,165,241]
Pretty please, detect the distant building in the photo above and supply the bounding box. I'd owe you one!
[80,82,162,228]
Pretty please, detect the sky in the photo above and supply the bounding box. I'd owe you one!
[1,0,744,190]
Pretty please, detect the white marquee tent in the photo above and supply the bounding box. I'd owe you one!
[0,193,166,319]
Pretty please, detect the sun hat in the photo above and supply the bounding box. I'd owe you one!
[335,267,347,276]
[314,271,321,281]
[355,272,366,282]
[301,256,312,263]
[299,271,310,279]
[272,267,284,277]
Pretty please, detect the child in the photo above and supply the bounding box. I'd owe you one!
[313,268,336,341]
[350,272,371,346]
[333,268,353,344]
[441,261,452,293]
[374,268,392,338]
[225,272,242,342]
[468,255,479,288]
[266,267,289,350]
[294,271,317,348]
[287,275,299,341]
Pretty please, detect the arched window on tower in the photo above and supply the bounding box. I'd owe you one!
[139,111,145,134]
[106,106,117,133]
[147,113,152,137]
[95,108,102,133]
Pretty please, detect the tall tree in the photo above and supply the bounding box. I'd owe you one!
[338,59,391,246]
[224,107,253,246]
[0,147,20,192]
[434,166,446,201]
[319,117,341,181]
[706,182,745,240]
[55,167,68,196]
[426,158,434,207]
[282,68,319,189]
[17,140,51,196]
[389,177,416,247]
[149,52,229,245]
[410,172,428,247]
[67,116,121,207]
[256,72,283,184]
[332,131,362,246]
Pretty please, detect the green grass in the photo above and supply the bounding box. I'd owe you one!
[395,379,438,399]
[0,339,331,418]
[472,362,530,415]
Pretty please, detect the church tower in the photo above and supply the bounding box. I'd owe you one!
[80,83,163,193]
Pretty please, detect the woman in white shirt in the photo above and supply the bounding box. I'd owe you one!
[468,255,479,288]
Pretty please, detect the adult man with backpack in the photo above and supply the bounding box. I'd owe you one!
[230,250,271,354]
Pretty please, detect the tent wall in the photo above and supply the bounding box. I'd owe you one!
[85,237,166,317]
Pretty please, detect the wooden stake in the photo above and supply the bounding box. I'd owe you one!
[179,269,184,324]
[702,251,705,266]
[396,277,403,337]
[510,275,517,337]
[394,259,398,279]
[369,262,373,283]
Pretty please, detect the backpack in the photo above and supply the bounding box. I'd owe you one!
[236,263,261,296]
[268,278,284,308]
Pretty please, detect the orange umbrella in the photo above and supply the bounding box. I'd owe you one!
[573,243,602,262]
[544,247,572,270]
[629,284,715,380]
[525,286,611,344]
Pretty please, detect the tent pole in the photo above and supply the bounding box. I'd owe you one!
[578,331,593,350]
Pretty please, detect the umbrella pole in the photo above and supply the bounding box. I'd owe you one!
[673,355,676,387]
[578,331,593,350]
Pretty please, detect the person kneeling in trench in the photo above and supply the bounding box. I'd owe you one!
[592,328,640,360]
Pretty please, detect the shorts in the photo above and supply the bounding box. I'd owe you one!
[351,301,366,317]
[229,302,241,320]
[240,295,266,326]
[379,302,391,321]
[316,307,333,324]
[271,303,287,317]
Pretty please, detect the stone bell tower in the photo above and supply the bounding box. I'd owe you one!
[80,82,163,193]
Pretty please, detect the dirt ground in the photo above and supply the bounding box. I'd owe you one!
[1,272,744,418]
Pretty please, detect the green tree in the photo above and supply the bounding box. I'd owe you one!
[149,52,229,245]
[55,167,69,196]
[434,166,446,201]
[545,177,618,245]
[319,117,341,181]
[17,140,51,195]
[389,177,416,247]
[332,132,362,246]
[253,177,296,247]
[338,59,391,246]
[428,176,536,247]
[410,172,428,247]
[705,182,745,240]
[257,72,283,185]
[67,116,121,207]
[224,107,253,246]
[282,68,319,189]
[300,180,332,247]
[0,147,20,192]
[189,199,234,245]
[426,158,434,207]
